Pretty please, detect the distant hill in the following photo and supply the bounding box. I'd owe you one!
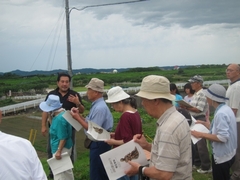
[0,65,190,76]
[0,68,129,76]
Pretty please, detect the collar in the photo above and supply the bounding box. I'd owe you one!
[230,78,240,85]
[195,88,203,95]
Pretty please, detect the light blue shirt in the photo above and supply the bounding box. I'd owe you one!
[86,97,113,131]
[211,104,237,164]
[173,94,183,108]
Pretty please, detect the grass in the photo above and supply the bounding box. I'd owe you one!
[0,106,213,180]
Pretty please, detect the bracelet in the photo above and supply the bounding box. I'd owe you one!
[142,167,146,176]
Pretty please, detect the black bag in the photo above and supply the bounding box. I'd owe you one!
[84,136,92,149]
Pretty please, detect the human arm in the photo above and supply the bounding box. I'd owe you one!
[68,94,84,113]
[55,139,66,160]
[70,107,88,130]
[186,106,202,113]
[105,139,124,146]
[195,120,211,130]
[191,131,222,142]
[126,161,174,180]
[41,111,48,136]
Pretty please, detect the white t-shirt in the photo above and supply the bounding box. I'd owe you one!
[0,131,47,180]
[226,80,240,122]
[184,95,193,103]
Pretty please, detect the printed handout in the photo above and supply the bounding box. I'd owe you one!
[100,140,149,180]
[62,110,82,131]
[190,116,210,144]
[86,120,110,141]
[47,152,73,176]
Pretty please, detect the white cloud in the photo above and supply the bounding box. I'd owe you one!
[0,0,240,72]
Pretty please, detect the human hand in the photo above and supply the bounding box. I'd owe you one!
[191,130,203,138]
[41,126,48,137]
[55,150,62,160]
[110,132,115,139]
[125,161,140,177]
[133,134,148,149]
[105,139,115,146]
[68,94,79,104]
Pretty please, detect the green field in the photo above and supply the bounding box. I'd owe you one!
[1,65,228,179]
[0,64,228,97]
[1,105,213,180]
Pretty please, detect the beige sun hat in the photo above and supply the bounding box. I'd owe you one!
[136,75,175,100]
[85,78,104,92]
[105,86,130,103]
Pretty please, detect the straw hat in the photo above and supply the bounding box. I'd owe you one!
[136,75,175,100]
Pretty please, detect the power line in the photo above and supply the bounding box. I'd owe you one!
[70,0,149,13]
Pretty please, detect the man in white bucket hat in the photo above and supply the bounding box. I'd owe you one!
[191,84,237,180]
[125,75,192,180]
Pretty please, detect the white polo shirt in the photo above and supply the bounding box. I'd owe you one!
[0,131,47,180]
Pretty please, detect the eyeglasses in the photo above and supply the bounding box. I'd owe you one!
[226,69,235,72]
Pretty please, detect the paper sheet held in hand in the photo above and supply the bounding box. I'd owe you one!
[62,111,82,131]
[86,120,110,141]
[190,116,210,144]
[47,152,73,175]
[100,140,149,180]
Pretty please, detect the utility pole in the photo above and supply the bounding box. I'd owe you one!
[65,0,73,88]
[65,0,147,89]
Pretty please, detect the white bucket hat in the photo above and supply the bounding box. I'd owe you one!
[105,86,130,103]
[203,84,228,103]
[85,78,104,92]
[39,94,62,112]
[136,75,175,100]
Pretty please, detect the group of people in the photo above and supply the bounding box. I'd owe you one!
[0,63,239,180]
[172,63,239,180]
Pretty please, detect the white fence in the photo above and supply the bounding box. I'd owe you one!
[0,79,230,115]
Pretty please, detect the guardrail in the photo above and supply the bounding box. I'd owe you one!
[0,79,230,115]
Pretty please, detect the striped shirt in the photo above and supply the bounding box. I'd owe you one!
[150,106,192,180]
[190,88,208,117]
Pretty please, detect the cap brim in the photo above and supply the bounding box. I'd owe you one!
[85,85,104,92]
[136,91,175,101]
[39,102,62,112]
[203,89,226,103]
[105,94,130,103]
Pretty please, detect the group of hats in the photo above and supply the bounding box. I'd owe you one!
[136,75,227,103]
[39,75,227,112]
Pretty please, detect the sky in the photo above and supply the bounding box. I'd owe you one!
[0,0,240,73]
